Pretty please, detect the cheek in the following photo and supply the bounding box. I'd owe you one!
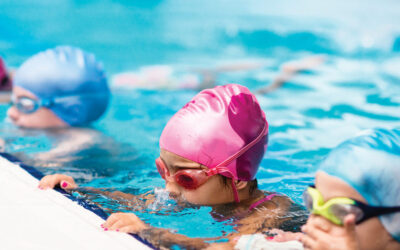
[183,178,230,205]
[17,113,45,128]
[356,218,388,250]
[29,109,67,128]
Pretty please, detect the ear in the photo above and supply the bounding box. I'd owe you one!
[235,180,248,190]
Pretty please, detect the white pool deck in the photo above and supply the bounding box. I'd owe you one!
[0,155,152,250]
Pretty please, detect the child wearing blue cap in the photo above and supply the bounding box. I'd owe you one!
[235,128,400,250]
[300,128,400,250]
[7,46,110,128]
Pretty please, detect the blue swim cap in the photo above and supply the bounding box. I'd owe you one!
[319,128,400,242]
[14,46,110,126]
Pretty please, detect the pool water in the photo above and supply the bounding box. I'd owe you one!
[1,0,400,245]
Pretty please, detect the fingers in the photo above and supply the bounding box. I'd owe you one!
[38,174,77,190]
[301,224,330,241]
[306,215,332,232]
[343,214,356,235]
[102,213,148,234]
[38,175,58,189]
[60,178,77,190]
[300,234,317,250]
[103,213,122,229]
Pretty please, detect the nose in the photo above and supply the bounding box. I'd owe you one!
[7,106,19,122]
[165,181,180,196]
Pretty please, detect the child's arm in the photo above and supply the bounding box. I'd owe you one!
[103,212,210,249]
[300,214,359,250]
[38,174,151,209]
[255,56,324,95]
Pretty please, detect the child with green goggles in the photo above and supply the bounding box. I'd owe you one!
[300,128,400,250]
[303,185,400,227]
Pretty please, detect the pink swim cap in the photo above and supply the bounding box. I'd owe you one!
[160,84,268,183]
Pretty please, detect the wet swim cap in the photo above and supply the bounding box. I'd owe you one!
[160,84,268,181]
[0,57,12,91]
[14,46,110,126]
[320,128,400,242]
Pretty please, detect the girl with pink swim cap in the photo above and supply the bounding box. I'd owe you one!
[39,84,306,249]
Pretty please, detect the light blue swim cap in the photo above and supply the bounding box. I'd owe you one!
[320,128,400,242]
[14,46,110,126]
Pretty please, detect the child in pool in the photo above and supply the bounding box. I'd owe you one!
[300,128,400,250]
[7,46,110,129]
[39,84,307,249]
[234,128,400,250]
[3,46,113,165]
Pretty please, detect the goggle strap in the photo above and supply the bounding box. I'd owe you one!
[356,202,400,223]
[214,123,267,170]
[231,178,240,203]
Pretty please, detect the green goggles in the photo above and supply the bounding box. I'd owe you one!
[303,186,400,225]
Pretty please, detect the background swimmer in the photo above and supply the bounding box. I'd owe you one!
[112,56,324,93]
[38,84,307,249]
[8,46,110,129]
[2,46,122,174]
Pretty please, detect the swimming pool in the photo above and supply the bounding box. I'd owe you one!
[1,0,400,246]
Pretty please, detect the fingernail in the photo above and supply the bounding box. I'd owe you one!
[116,229,119,232]
[100,224,104,228]
[301,225,306,231]
[266,236,275,240]
[104,228,108,231]
[61,182,68,188]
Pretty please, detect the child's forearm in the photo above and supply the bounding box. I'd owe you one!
[138,227,209,250]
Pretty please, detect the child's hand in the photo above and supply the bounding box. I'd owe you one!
[38,174,77,190]
[300,214,359,250]
[102,212,149,233]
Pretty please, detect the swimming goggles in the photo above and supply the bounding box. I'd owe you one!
[10,94,107,114]
[10,96,54,114]
[303,185,400,225]
[155,157,217,190]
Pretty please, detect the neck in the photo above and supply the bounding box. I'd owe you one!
[237,188,262,203]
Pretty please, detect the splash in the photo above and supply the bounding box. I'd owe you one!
[147,187,173,211]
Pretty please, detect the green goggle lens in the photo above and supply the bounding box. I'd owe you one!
[303,187,362,225]
[329,203,364,224]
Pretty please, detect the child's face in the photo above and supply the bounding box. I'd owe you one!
[7,86,67,129]
[159,149,235,205]
[310,171,394,249]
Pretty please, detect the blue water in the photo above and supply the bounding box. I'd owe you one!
[1,0,400,244]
